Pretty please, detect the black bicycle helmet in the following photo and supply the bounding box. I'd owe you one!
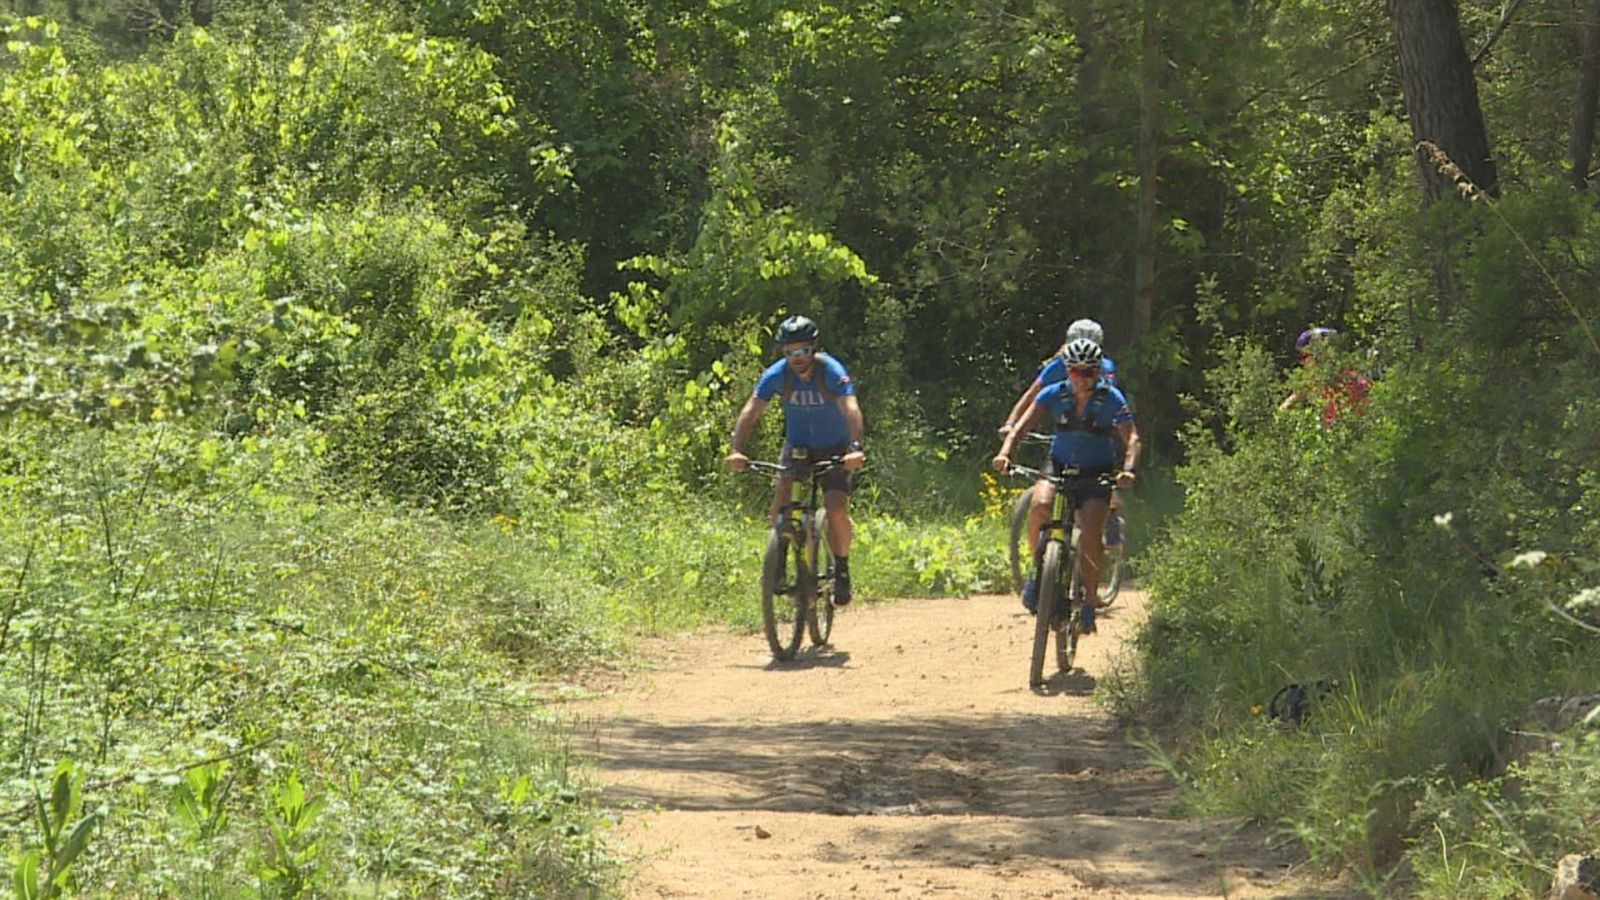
[775,315,820,344]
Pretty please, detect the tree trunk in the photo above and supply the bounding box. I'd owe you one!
[1388,0,1499,201]
[1133,0,1160,344]
[1572,0,1600,190]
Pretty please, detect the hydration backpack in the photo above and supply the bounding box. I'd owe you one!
[1054,384,1114,437]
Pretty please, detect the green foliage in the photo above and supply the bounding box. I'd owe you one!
[1411,734,1600,899]
[12,763,100,900]
[171,762,234,847]
[0,422,622,895]
[1133,186,1600,879]
[257,769,324,897]
[7,1,1600,893]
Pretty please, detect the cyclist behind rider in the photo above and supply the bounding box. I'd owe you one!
[1278,326,1370,427]
[998,318,1118,436]
[724,316,867,605]
[992,338,1139,635]
[999,317,1135,556]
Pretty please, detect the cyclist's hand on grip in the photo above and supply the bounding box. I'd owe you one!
[1116,469,1137,489]
[991,453,1010,473]
[842,450,865,471]
[724,449,750,471]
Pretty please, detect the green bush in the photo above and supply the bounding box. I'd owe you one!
[1132,228,1600,879]
[0,422,622,895]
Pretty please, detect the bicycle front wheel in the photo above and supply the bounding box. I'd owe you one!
[807,511,835,646]
[761,529,806,660]
[1030,540,1063,689]
[1008,485,1034,594]
[1056,546,1082,673]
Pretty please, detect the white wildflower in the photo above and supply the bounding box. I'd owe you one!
[1566,586,1600,615]
[1509,550,1548,569]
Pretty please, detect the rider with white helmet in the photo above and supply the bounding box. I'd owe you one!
[993,337,1139,634]
[999,318,1118,436]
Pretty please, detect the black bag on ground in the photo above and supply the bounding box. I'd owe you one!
[1267,679,1338,727]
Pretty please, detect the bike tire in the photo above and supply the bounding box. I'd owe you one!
[1057,547,1082,673]
[1068,516,1123,608]
[1008,484,1034,594]
[1100,543,1124,606]
[1030,540,1063,688]
[761,529,806,660]
[806,511,835,646]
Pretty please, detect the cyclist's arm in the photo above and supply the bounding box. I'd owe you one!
[1115,420,1141,486]
[1002,380,1043,433]
[996,400,1043,463]
[1116,420,1140,471]
[835,393,864,447]
[728,395,768,454]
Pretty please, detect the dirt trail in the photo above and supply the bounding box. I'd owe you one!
[571,590,1344,898]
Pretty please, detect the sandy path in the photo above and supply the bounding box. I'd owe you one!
[570,590,1346,898]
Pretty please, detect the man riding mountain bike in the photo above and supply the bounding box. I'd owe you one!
[993,338,1139,635]
[724,316,866,605]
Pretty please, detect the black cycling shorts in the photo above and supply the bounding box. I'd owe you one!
[1040,458,1113,504]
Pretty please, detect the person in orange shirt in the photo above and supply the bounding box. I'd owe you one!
[1279,327,1370,426]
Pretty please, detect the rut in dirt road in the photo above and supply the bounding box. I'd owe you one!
[572,591,1340,899]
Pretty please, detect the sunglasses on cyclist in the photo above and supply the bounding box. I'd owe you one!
[784,346,815,358]
[1068,365,1099,378]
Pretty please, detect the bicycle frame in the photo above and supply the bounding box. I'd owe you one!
[745,451,845,659]
[1007,463,1114,685]
[1012,469,1092,590]
[756,453,837,577]
[1038,483,1079,617]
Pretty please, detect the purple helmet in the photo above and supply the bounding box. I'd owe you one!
[1296,327,1337,355]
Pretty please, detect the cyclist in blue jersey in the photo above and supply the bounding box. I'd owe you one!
[998,318,1117,437]
[725,316,867,604]
[999,318,1136,568]
[993,338,1139,634]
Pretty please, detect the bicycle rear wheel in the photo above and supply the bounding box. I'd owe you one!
[806,511,835,646]
[1099,511,1126,607]
[1030,540,1063,688]
[761,529,806,660]
[1008,485,1034,594]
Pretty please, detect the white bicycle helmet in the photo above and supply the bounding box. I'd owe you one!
[1066,318,1104,345]
[1061,337,1103,368]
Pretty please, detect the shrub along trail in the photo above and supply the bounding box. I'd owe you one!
[572,591,1345,898]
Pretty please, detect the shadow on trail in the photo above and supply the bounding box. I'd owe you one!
[1033,669,1096,696]
[577,712,1172,820]
[577,708,1315,897]
[754,649,852,672]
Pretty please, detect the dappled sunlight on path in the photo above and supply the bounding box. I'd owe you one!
[570,591,1352,899]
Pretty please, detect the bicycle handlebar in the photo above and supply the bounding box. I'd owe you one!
[743,456,846,478]
[1004,463,1116,490]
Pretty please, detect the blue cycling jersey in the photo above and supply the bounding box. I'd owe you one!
[1036,355,1117,388]
[754,353,855,448]
[1035,380,1133,470]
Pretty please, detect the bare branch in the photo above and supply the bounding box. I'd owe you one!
[1472,0,1528,68]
